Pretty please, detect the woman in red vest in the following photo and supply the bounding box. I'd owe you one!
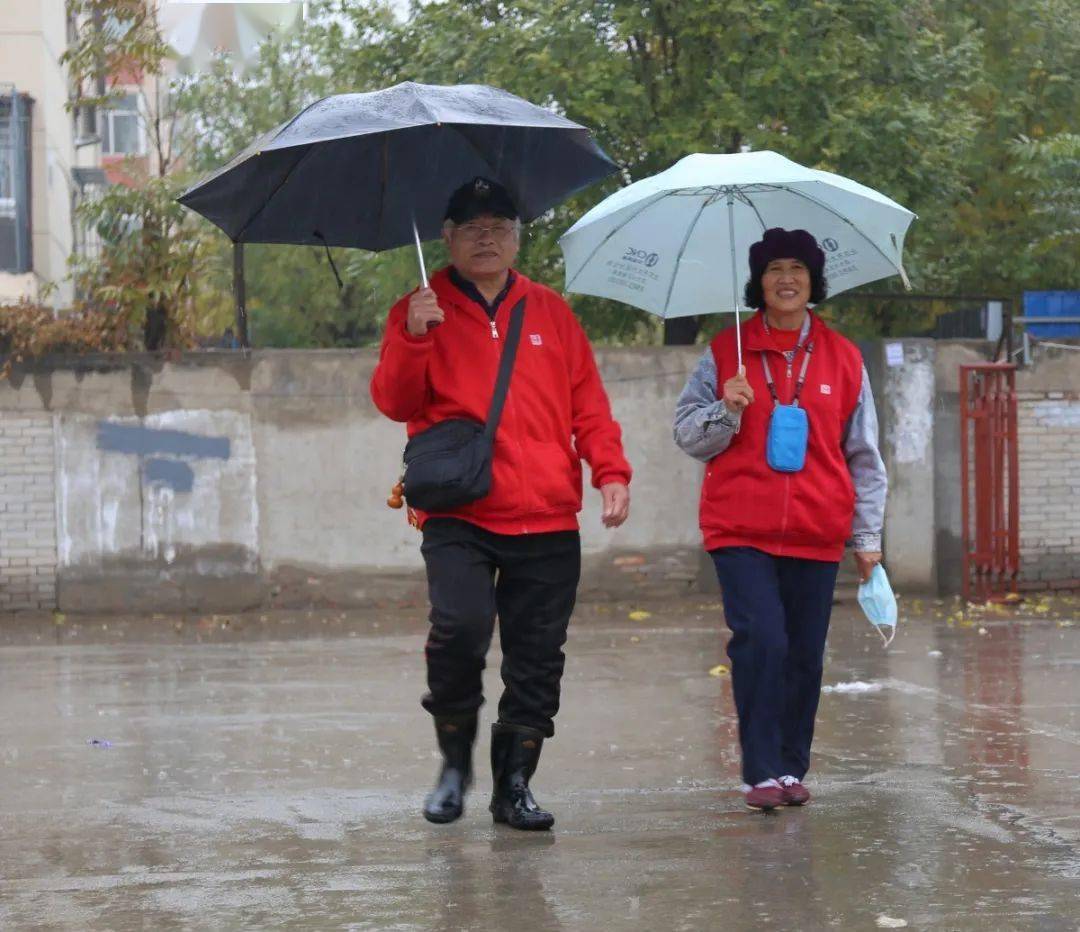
[674,228,887,811]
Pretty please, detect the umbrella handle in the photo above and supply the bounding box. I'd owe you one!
[412,218,428,289]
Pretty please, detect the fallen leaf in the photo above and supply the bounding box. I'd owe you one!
[875,917,908,929]
[628,611,652,622]
[708,664,730,677]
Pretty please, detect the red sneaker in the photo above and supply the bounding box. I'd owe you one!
[779,776,810,806]
[744,780,785,811]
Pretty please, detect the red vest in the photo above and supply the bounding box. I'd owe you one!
[701,311,863,561]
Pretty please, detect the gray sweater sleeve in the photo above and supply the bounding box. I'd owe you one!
[843,366,888,552]
[673,349,740,462]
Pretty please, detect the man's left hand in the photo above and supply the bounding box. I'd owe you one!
[600,483,630,529]
[854,551,882,582]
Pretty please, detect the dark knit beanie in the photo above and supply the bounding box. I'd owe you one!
[748,228,825,281]
[444,177,519,223]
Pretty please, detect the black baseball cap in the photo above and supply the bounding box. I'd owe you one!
[444,177,519,223]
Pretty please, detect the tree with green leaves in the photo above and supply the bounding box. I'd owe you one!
[176,0,1079,345]
[62,0,221,349]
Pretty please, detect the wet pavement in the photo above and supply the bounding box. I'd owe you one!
[1,590,1078,930]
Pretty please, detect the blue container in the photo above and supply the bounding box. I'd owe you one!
[1024,291,1080,338]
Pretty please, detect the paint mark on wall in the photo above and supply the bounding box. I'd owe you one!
[144,458,195,493]
[96,422,230,460]
[58,410,258,570]
[97,420,230,498]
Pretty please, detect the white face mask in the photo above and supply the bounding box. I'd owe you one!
[858,564,898,647]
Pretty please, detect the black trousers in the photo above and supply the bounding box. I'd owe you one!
[711,546,839,785]
[419,518,581,737]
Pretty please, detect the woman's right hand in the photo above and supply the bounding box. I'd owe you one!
[722,366,754,415]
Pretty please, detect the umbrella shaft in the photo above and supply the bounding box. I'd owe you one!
[412,219,428,288]
[727,196,743,367]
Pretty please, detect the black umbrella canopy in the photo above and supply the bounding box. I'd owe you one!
[178,81,618,250]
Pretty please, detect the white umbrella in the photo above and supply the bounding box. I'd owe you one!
[160,0,303,74]
[559,150,915,364]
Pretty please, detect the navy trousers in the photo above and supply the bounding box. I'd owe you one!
[711,547,839,785]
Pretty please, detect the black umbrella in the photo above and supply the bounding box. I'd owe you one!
[179,82,618,342]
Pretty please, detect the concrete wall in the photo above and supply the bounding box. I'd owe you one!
[0,348,702,612]
[867,339,937,591]
[1,342,1077,612]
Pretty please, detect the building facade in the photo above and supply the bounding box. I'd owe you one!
[0,1,157,310]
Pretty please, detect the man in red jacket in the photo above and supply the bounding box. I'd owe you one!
[371,178,632,831]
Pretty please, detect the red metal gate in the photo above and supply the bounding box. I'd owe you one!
[960,364,1020,602]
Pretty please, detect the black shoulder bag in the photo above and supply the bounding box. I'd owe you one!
[401,297,525,512]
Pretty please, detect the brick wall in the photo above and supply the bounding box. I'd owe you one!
[1017,391,1080,589]
[0,414,58,611]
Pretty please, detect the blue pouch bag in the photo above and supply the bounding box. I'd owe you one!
[766,403,809,472]
[760,335,814,474]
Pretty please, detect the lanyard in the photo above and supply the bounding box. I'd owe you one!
[761,339,814,406]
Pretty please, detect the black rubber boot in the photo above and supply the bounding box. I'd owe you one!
[489,723,555,831]
[422,713,477,824]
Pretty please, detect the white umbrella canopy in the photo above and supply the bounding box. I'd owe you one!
[160,0,303,74]
[559,150,915,360]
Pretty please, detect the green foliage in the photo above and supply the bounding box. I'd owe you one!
[1009,133,1080,258]
[59,0,219,349]
[62,0,171,109]
[71,170,223,348]
[912,0,1080,295]
[171,0,1080,345]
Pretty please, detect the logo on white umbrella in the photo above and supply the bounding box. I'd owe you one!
[622,247,660,268]
[822,237,840,252]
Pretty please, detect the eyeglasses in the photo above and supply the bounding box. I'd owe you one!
[453,221,518,242]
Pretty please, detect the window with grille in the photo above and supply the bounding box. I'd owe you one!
[101,93,145,156]
[0,88,32,274]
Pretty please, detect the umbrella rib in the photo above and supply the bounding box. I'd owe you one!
[445,123,545,222]
[772,183,909,284]
[564,192,670,290]
[406,83,441,124]
[661,196,710,318]
[275,95,329,141]
[446,123,501,180]
[234,144,319,243]
[737,190,768,232]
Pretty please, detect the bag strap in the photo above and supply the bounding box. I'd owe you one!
[483,296,526,441]
[760,340,814,406]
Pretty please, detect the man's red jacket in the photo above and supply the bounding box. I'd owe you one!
[370,266,632,535]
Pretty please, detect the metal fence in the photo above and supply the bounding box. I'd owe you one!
[960,364,1020,603]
